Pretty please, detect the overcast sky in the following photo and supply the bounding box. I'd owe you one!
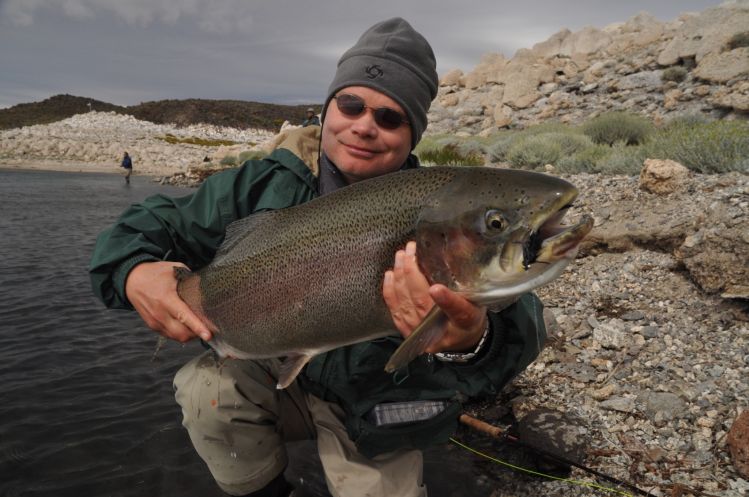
[0,0,725,109]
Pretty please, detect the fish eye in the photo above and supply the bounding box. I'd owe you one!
[485,210,506,231]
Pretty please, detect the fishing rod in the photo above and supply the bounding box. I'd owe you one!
[458,413,653,497]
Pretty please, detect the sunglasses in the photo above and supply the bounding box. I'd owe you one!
[333,93,409,130]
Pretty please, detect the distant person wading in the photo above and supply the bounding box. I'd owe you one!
[120,152,133,184]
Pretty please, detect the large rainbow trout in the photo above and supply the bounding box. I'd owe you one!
[176,167,592,388]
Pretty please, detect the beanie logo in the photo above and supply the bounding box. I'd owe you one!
[365,65,384,79]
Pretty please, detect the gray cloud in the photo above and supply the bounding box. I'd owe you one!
[0,0,725,109]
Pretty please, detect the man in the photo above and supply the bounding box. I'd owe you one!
[302,107,320,127]
[90,18,546,497]
[121,151,132,184]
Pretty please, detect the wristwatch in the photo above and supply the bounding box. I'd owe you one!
[434,317,491,363]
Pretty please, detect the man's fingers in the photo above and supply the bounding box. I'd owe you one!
[172,299,212,341]
[401,242,432,311]
[162,319,197,343]
[429,284,480,326]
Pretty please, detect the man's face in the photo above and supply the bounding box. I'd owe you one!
[321,86,412,184]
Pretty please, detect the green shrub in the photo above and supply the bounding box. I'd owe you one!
[664,111,709,128]
[506,135,562,170]
[455,139,486,160]
[597,142,647,174]
[727,31,749,50]
[238,150,266,164]
[556,144,610,173]
[505,132,593,170]
[582,112,653,146]
[417,144,484,166]
[415,137,485,166]
[159,134,238,146]
[220,155,238,166]
[661,66,688,83]
[484,123,578,163]
[643,120,749,173]
[485,133,518,163]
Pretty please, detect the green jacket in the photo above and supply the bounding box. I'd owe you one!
[89,127,546,457]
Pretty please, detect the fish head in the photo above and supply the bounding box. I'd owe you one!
[415,167,593,304]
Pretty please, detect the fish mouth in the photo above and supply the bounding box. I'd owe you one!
[467,204,593,304]
[527,206,594,266]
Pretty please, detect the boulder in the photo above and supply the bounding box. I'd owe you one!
[711,81,749,111]
[499,62,553,109]
[530,29,572,58]
[558,26,612,56]
[728,410,749,479]
[658,3,749,65]
[639,159,691,195]
[693,47,749,84]
[616,70,663,91]
[461,53,507,89]
[439,93,460,108]
[492,104,513,128]
[439,69,463,87]
[675,184,749,298]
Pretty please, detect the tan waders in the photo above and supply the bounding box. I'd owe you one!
[174,352,427,497]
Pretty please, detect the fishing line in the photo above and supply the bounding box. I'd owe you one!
[449,437,637,497]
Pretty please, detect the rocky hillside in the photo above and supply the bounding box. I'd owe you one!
[428,2,749,136]
[0,94,319,132]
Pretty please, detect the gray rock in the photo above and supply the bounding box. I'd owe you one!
[638,391,687,421]
[620,311,646,321]
[600,396,637,413]
[593,319,629,350]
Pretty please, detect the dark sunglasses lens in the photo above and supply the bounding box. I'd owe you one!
[374,108,405,129]
[336,94,365,116]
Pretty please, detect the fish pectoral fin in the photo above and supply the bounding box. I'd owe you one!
[277,354,313,390]
[384,307,448,373]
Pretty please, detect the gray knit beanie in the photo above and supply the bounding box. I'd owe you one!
[322,17,438,149]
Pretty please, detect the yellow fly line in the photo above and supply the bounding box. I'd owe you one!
[449,437,637,497]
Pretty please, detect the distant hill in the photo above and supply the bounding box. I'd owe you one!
[0,94,319,131]
[126,98,315,131]
[0,95,124,130]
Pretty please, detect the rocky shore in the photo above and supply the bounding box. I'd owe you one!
[467,171,748,497]
[0,111,273,176]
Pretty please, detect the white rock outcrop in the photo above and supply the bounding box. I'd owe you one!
[429,2,749,136]
[0,111,274,175]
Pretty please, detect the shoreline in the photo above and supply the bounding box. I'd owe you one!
[0,159,166,177]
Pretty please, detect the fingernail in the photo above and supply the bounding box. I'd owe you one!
[200,332,211,341]
[394,252,403,268]
[406,242,416,256]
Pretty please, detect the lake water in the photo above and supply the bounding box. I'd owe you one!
[0,168,574,497]
[0,170,227,497]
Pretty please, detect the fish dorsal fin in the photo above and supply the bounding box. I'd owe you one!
[384,306,449,373]
[213,209,286,266]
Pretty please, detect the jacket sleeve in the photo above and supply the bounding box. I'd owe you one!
[459,292,547,395]
[89,154,315,309]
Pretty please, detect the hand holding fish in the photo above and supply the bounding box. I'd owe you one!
[125,261,212,343]
[383,241,488,354]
